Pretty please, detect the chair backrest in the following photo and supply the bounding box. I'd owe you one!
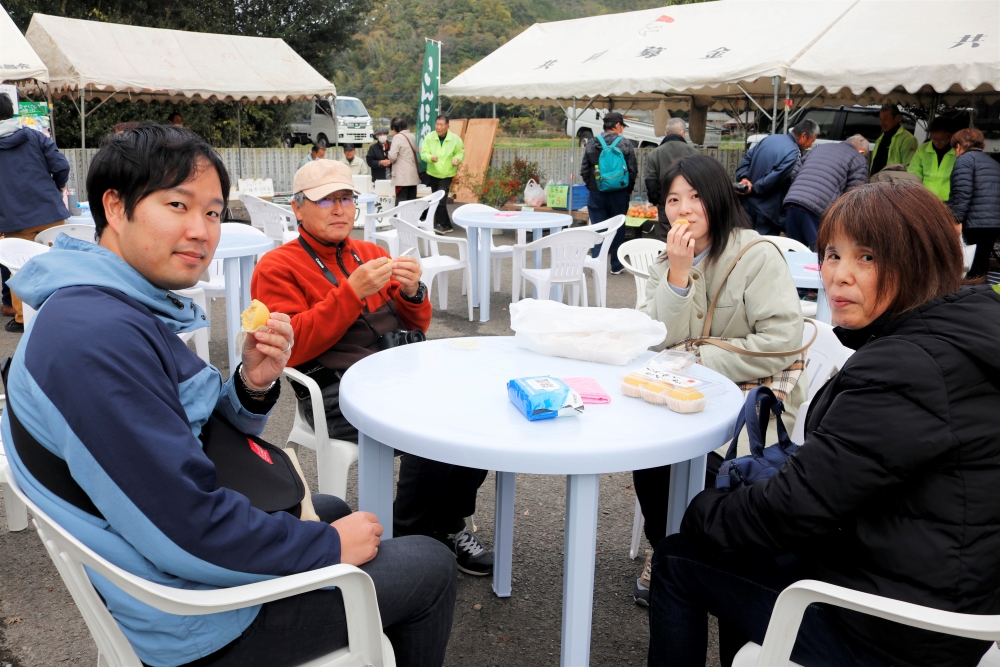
[221,222,267,237]
[0,238,50,272]
[421,189,446,223]
[767,236,812,253]
[240,195,295,243]
[802,319,852,400]
[35,224,98,247]
[520,228,604,283]
[389,218,466,262]
[591,215,627,262]
[617,239,666,309]
[394,199,432,227]
[963,243,977,276]
[455,203,496,216]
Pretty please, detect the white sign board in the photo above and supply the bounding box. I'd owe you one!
[0,84,17,109]
[237,178,275,197]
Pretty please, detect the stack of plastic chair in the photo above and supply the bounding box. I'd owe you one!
[391,218,473,321]
[364,199,431,257]
[240,194,298,247]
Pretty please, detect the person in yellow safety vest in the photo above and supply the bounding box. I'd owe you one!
[870,104,918,175]
[908,117,957,202]
[420,116,465,233]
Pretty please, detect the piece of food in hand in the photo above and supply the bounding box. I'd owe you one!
[241,299,270,332]
[671,218,690,228]
[665,386,706,413]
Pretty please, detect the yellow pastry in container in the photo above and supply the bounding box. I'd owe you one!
[640,381,675,405]
[620,372,653,398]
[665,386,706,413]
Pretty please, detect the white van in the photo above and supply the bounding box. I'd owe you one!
[286,96,374,148]
[565,107,722,148]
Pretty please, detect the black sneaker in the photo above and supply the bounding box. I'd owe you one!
[5,319,23,333]
[610,266,625,275]
[633,577,650,607]
[442,529,493,576]
[434,225,454,234]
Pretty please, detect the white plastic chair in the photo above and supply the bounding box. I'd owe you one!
[173,287,211,364]
[767,236,811,253]
[0,422,28,532]
[240,194,298,247]
[365,199,431,258]
[582,215,626,308]
[616,238,666,309]
[731,579,1000,667]
[964,243,977,276]
[512,228,604,307]
[282,368,360,499]
[391,218,473,321]
[0,239,50,328]
[454,203,515,292]
[3,466,395,667]
[35,224,98,246]
[197,224,267,301]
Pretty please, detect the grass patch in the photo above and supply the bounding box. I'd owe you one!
[494,137,574,148]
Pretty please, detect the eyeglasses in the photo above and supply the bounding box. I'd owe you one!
[314,194,357,209]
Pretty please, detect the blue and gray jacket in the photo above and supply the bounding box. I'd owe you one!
[3,236,342,666]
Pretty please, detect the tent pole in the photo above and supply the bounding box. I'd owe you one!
[570,96,577,216]
[46,84,56,145]
[783,82,790,134]
[771,76,779,135]
[81,86,86,150]
[237,101,242,179]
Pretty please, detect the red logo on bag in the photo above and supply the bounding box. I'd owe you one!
[248,439,273,464]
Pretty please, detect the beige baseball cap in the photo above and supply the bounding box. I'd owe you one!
[292,160,360,201]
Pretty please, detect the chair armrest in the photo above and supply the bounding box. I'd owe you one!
[282,367,328,444]
[757,580,1000,666]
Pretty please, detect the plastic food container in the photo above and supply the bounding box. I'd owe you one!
[618,371,673,399]
[639,382,674,405]
[664,387,707,414]
[647,350,697,373]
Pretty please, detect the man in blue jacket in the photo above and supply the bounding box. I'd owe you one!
[735,119,819,236]
[3,123,456,667]
[0,93,70,332]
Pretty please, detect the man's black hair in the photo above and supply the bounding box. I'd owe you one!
[343,143,356,151]
[0,94,13,121]
[791,118,820,138]
[310,143,322,155]
[391,117,408,132]
[437,115,450,124]
[87,122,231,239]
[168,112,183,123]
[880,103,900,117]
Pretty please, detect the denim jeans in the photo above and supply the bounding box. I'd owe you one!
[178,494,458,667]
[784,205,821,251]
[648,533,893,667]
[740,199,784,237]
[588,188,630,272]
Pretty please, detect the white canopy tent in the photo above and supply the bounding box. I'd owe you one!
[25,13,336,148]
[1,3,48,84]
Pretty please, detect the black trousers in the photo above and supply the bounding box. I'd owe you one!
[178,495,458,667]
[396,185,418,203]
[424,176,453,228]
[962,226,999,279]
[633,453,724,549]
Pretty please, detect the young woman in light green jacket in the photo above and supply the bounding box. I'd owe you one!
[631,154,807,606]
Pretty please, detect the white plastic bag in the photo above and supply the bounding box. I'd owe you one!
[509,299,667,365]
[523,178,547,207]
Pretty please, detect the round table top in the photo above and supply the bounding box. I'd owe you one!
[452,210,572,230]
[214,230,276,259]
[785,251,821,289]
[339,337,743,475]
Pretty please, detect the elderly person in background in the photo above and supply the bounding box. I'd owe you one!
[908,116,957,202]
[388,117,421,203]
[648,183,1000,667]
[949,127,1000,278]
[782,134,869,250]
[734,119,819,236]
[869,104,917,175]
[298,143,326,170]
[339,143,369,176]
[644,117,700,240]
[419,116,465,233]
[366,127,392,181]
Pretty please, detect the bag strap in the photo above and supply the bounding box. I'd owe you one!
[609,136,623,150]
[402,133,421,171]
[298,235,340,287]
[725,385,780,460]
[696,237,819,357]
[597,135,609,150]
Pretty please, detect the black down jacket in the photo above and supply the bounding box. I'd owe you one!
[784,141,868,217]
[949,149,1000,229]
[682,285,1000,667]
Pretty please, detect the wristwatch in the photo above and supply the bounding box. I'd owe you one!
[400,281,427,304]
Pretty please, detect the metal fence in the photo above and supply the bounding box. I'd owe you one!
[62,145,745,201]
[490,146,746,201]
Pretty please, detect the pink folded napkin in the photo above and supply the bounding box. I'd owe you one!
[494,211,519,217]
[561,377,611,405]
[804,264,820,271]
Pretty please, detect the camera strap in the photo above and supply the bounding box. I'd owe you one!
[298,234,362,288]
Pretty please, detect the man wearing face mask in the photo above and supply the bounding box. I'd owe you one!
[366,127,392,181]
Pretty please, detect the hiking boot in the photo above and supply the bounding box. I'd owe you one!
[5,319,23,333]
[442,529,493,576]
[434,224,454,234]
[634,550,653,607]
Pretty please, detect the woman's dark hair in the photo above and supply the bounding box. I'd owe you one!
[0,93,13,120]
[817,183,963,318]
[87,122,230,239]
[657,154,750,264]
[390,117,408,132]
[951,127,985,152]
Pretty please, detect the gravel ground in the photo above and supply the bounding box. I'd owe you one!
[0,219,721,666]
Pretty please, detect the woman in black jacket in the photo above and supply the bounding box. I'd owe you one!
[949,127,1000,278]
[648,183,1000,667]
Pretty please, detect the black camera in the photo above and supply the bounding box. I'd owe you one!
[733,182,750,194]
[378,329,427,351]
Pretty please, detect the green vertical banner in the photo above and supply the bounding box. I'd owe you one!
[416,39,441,173]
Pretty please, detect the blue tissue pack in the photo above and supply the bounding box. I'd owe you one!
[507,376,584,421]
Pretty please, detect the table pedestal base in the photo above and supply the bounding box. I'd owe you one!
[358,433,395,540]
[666,455,707,536]
[561,473,600,667]
[493,471,516,597]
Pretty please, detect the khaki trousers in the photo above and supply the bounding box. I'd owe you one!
[4,221,63,322]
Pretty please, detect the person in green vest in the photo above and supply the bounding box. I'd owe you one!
[908,117,957,202]
[420,116,465,233]
[870,104,918,175]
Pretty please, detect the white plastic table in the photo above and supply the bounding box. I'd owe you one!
[451,210,572,322]
[785,252,830,323]
[214,230,278,373]
[339,337,743,666]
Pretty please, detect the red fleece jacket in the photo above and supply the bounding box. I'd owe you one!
[251,235,431,368]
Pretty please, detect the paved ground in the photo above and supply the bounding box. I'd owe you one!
[0,223,721,667]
